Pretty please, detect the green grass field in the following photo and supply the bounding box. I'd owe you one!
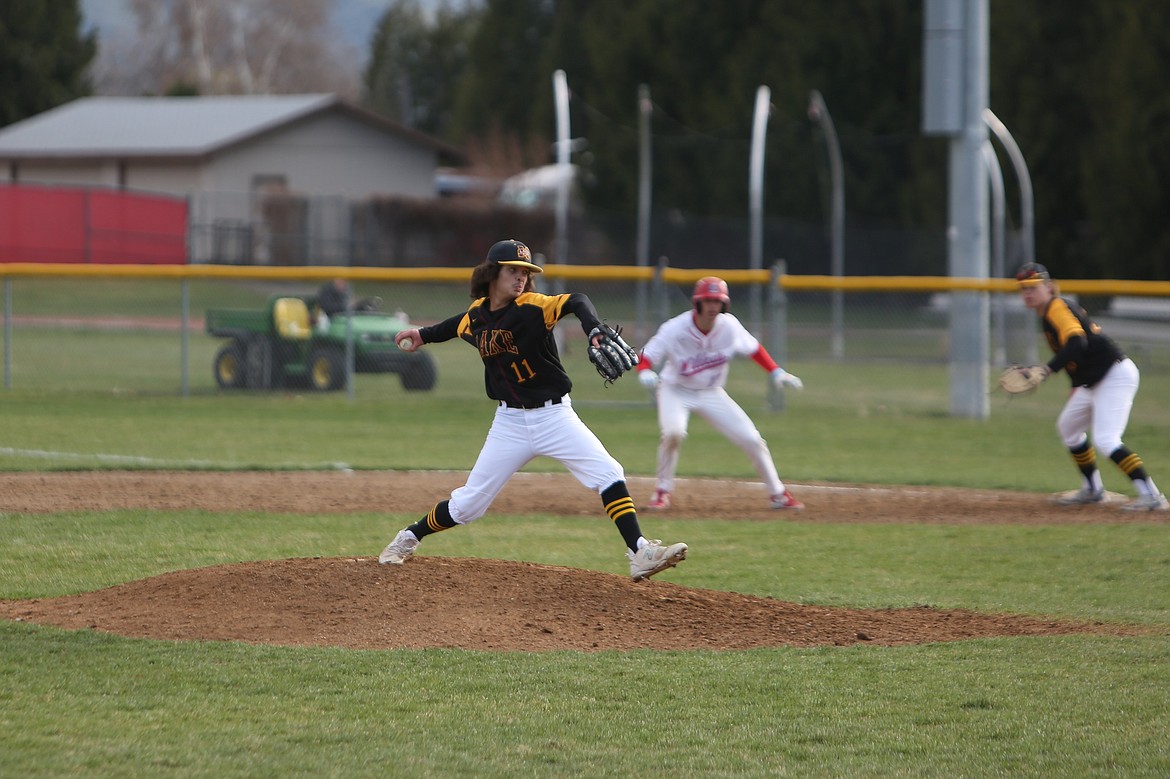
[3,337,1169,493]
[3,279,1170,776]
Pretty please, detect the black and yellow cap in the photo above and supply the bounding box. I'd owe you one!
[486,239,543,273]
[1015,262,1051,288]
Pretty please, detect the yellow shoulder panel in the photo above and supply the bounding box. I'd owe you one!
[1046,299,1085,346]
[516,291,569,330]
[456,299,484,339]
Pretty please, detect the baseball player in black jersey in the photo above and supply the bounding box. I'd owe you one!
[1016,262,1167,511]
[378,239,688,580]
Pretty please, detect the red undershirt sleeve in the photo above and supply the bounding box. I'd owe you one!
[751,345,778,372]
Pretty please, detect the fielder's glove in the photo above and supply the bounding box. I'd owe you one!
[997,364,1049,395]
[587,323,639,385]
[638,369,659,389]
[772,368,803,390]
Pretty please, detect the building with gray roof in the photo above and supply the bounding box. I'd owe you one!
[0,94,463,198]
[0,94,467,263]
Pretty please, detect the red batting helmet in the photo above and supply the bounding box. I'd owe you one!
[692,276,730,313]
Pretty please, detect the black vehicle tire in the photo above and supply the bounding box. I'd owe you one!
[245,335,274,390]
[308,346,345,391]
[213,341,248,389]
[400,353,437,391]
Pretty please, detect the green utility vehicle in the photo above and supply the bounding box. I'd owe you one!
[205,294,437,392]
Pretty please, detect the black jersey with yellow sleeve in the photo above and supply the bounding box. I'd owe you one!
[1040,296,1125,387]
[418,291,603,407]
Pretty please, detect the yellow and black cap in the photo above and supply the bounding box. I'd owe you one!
[1015,262,1051,288]
[486,239,543,273]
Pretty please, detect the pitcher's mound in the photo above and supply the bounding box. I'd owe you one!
[0,556,1134,651]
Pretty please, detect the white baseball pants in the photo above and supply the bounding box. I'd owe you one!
[655,383,783,495]
[447,397,625,524]
[1056,357,1139,455]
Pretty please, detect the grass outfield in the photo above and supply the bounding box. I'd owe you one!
[2,342,1169,493]
[2,511,1169,777]
[3,281,1170,776]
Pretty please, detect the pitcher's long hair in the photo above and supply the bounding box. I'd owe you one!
[470,262,536,299]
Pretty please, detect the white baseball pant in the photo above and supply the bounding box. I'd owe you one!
[447,397,625,524]
[1056,357,1139,455]
[655,383,783,495]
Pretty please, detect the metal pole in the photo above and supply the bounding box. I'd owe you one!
[180,279,190,397]
[941,0,991,420]
[748,85,771,333]
[983,107,1037,365]
[766,262,787,412]
[654,255,670,324]
[83,189,92,263]
[982,108,1034,263]
[345,284,355,402]
[552,69,571,291]
[808,89,845,360]
[636,84,653,341]
[982,141,1006,367]
[3,277,11,389]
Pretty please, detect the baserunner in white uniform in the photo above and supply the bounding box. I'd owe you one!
[636,276,804,511]
[379,239,688,581]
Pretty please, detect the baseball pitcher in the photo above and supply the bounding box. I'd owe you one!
[379,239,688,580]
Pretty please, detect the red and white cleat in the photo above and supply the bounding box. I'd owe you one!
[770,490,804,510]
[646,489,672,511]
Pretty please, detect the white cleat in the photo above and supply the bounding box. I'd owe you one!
[628,539,687,581]
[1054,487,1105,506]
[378,530,419,565]
[1119,493,1169,512]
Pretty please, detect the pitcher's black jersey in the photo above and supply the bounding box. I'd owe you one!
[1041,296,1125,388]
[419,291,603,407]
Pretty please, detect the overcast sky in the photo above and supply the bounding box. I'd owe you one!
[79,0,471,53]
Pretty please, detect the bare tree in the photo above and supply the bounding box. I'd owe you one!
[94,0,357,96]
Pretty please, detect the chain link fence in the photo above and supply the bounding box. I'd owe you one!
[2,266,1169,407]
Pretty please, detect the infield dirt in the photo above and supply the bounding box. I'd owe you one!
[0,471,1155,651]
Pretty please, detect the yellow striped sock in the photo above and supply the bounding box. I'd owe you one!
[1117,453,1143,476]
[605,496,636,522]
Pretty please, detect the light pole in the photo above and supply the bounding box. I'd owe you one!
[808,89,845,360]
[981,140,1006,367]
[983,107,1037,364]
[552,69,571,291]
[748,85,771,332]
[636,84,652,339]
[982,108,1034,264]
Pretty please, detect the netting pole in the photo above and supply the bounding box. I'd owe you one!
[3,277,11,389]
[767,262,787,412]
[180,279,190,397]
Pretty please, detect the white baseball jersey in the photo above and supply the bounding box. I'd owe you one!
[641,311,760,390]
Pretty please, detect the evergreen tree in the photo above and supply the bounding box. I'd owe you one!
[1080,1,1170,280]
[361,0,1169,278]
[0,0,96,127]
[364,0,480,137]
[449,0,558,152]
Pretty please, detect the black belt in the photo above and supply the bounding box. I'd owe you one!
[499,396,564,410]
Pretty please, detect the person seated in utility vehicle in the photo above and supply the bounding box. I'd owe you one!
[313,278,380,328]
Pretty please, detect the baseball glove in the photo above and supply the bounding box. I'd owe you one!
[997,364,1049,395]
[587,323,638,385]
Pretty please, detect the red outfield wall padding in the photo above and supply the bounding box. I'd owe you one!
[0,184,188,264]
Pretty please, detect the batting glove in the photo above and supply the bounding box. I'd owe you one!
[772,368,803,390]
[638,369,660,389]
